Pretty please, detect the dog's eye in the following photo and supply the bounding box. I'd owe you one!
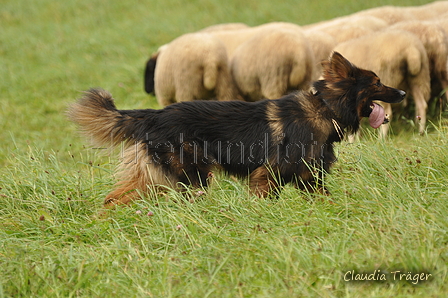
[375,81,382,87]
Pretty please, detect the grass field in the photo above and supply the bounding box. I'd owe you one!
[1,0,447,297]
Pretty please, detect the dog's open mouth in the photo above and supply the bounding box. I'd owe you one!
[368,103,389,128]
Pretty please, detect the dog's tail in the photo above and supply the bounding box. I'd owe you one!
[68,88,139,149]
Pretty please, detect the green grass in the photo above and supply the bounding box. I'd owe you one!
[0,0,446,297]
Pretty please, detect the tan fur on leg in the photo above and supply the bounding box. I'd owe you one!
[104,144,176,208]
[249,165,278,198]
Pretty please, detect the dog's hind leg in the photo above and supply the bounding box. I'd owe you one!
[103,146,175,208]
[103,165,171,208]
[104,182,146,208]
[249,165,280,198]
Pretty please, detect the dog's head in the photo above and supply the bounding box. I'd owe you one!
[315,52,405,132]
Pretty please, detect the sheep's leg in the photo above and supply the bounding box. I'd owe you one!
[378,103,392,139]
[412,87,428,135]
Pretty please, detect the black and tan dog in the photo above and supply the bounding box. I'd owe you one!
[68,52,405,207]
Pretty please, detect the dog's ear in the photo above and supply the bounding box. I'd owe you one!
[322,52,354,81]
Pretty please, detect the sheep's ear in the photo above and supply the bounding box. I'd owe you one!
[322,51,354,81]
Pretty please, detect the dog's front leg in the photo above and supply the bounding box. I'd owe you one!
[293,162,331,196]
[249,165,279,198]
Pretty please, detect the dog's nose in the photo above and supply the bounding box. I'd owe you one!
[399,90,406,98]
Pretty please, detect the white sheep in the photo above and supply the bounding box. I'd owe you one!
[351,6,414,25]
[199,22,249,32]
[153,32,240,106]
[405,1,448,20]
[230,26,316,101]
[303,30,337,79]
[304,15,387,43]
[209,22,303,59]
[144,23,250,100]
[389,20,448,104]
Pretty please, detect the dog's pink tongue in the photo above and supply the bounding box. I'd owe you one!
[369,103,386,129]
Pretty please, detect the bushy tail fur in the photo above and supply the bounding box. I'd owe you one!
[67,88,133,148]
